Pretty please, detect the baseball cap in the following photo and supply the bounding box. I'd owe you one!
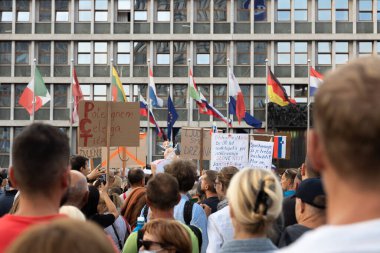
[295,178,326,209]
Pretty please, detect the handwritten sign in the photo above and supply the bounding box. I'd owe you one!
[210,133,249,171]
[78,147,102,159]
[181,128,218,161]
[248,140,274,170]
[78,101,139,147]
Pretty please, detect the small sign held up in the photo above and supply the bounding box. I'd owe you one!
[248,140,274,170]
[78,101,140,147]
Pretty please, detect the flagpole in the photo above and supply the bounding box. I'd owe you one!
[265,59,269,132]
[69,58,74,153]
[307,59,311,132]
[110,59,114,100]
[187,59,191,126]
[32,58,36,122]
[226,58,230,133]
[147,59,151,164]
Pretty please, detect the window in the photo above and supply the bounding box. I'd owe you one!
[53,84,69,120]
[0,84,11,120]
[236,42,250,65]
[317,42,331,65]
[15,42,29,64]
[157,0,170,21]
[254,0,267,21]
[156,42,170,65]
[94,84,107,101]
[294,0,307,21]
[254,42,267,65]
[38,42,51,65]
[95,0,108,21]
[173,42,187,65]
[294,42,308,65]
[56,0,69,21]
[17,0,30,22]
[294,84,307,103]
[54,42,68,65]
[94,42,107,64]
[117,42,130,64]
[117,0,131,22]
[214,42,227,65]
[135,0,147,21]
[253,85,265,121]
[277,42,291,65]
[213,85,227,109]
[377,42,380,55]
[335,42,349,64]
[214,0,226,22]
[134,42,147,65]
[78,42,91,64]
[318,0,331,21]
[0,0,12,22]
[196,0,210,22]
[173,84,186,108]
[236,0,250,22]
[358,42,372,57]
[0,127,10,168]
[196,42,210,65]
[277,0,290,21]
[79,0,91,21]
[81,84,91,100]
[174,0,187,21]
[335,0,348,21]
[358,0,372,21]
[39,0,51,21]
[0,42,11,64]
[15,85,28,120]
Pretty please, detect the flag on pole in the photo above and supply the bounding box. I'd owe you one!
[149,67,163,107]
[167,95,178,141]
[19,66,50,115]
[72,68,83,123]
[189,68,207,113]
[229,97,262,128]
[228,67,246,124]
[273,136,287,159]
[139,95,164,138]
[111,67,127,102]
[200,95,232,126]
[267,67,296,106]
[309,67,323,97]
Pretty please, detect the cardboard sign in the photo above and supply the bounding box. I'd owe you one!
[101,133,147,168]
[78,101,140,147]
[210,133,249,171]
[78,147,102,159]
[180,127,218,161]
[248,140,274,170]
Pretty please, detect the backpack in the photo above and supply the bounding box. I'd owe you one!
[138,200,202,252]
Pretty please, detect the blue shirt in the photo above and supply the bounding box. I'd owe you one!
[174,194,208,253]
[284,190,295,198]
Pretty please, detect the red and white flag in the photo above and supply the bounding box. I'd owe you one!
[228,67,246,124]
[72,68,83,123]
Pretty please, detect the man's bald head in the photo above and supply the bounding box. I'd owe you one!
[64,170,89,209]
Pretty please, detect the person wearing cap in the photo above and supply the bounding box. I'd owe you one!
[278,178,326,247]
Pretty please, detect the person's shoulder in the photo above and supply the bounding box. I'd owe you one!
[209,205,229,220]
[123,231,138,252]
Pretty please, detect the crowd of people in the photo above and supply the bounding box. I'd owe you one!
[0,56,380,253]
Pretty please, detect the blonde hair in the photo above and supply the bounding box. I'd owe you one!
[142,219,192,253]
[6,219,115,253]
[59,205,86,221]
[227,168,283,234]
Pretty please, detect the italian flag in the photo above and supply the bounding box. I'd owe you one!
[19,67,50,115]
[111,66,127,102]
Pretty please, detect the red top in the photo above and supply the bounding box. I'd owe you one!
[0,214,66,253]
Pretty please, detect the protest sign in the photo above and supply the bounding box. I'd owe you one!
[78,147,102,159]
[78,101,139,147]
[248,140,274,170]
[210,133,249,171]
[181,127,219,161]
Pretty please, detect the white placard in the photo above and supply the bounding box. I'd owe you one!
[248,140,274,170]
[210,133,249,171]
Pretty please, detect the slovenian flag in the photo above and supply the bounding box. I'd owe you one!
[139,95,164,138]
[149,67,163,108]
[228,66,246,124]
[309,67,323,97]
[273,136,286,159]
[200,94,232,127]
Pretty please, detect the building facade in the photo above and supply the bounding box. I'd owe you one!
[1,0,379,168]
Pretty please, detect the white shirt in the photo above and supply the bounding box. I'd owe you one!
[280,218,380,253]
[206,206,234,253]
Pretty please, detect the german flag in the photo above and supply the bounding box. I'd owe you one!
[267,67,296,106]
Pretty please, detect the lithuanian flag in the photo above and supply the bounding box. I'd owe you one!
[111,67,127,102]
[267,67,296,106]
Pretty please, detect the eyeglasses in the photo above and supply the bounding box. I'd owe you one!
[139,239,169,251]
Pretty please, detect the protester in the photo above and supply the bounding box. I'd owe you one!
[200,170,220,215]
[165,159,208,253]
[121,184,146,230]
[220,168,283,253]
[280,169,297,197]
[281,57,380,252]
[122,173,200,253]
[139,219,192,253]
[71,155,104,182]
[120,168,145,201]
[278,178,326,247]
[0,178,18,217]
[207,166,239,253]
[5,219,115,253]
[61,170,89,209]
[0,123,70,253]
[59,205,86,221]
[108,170,122,190]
